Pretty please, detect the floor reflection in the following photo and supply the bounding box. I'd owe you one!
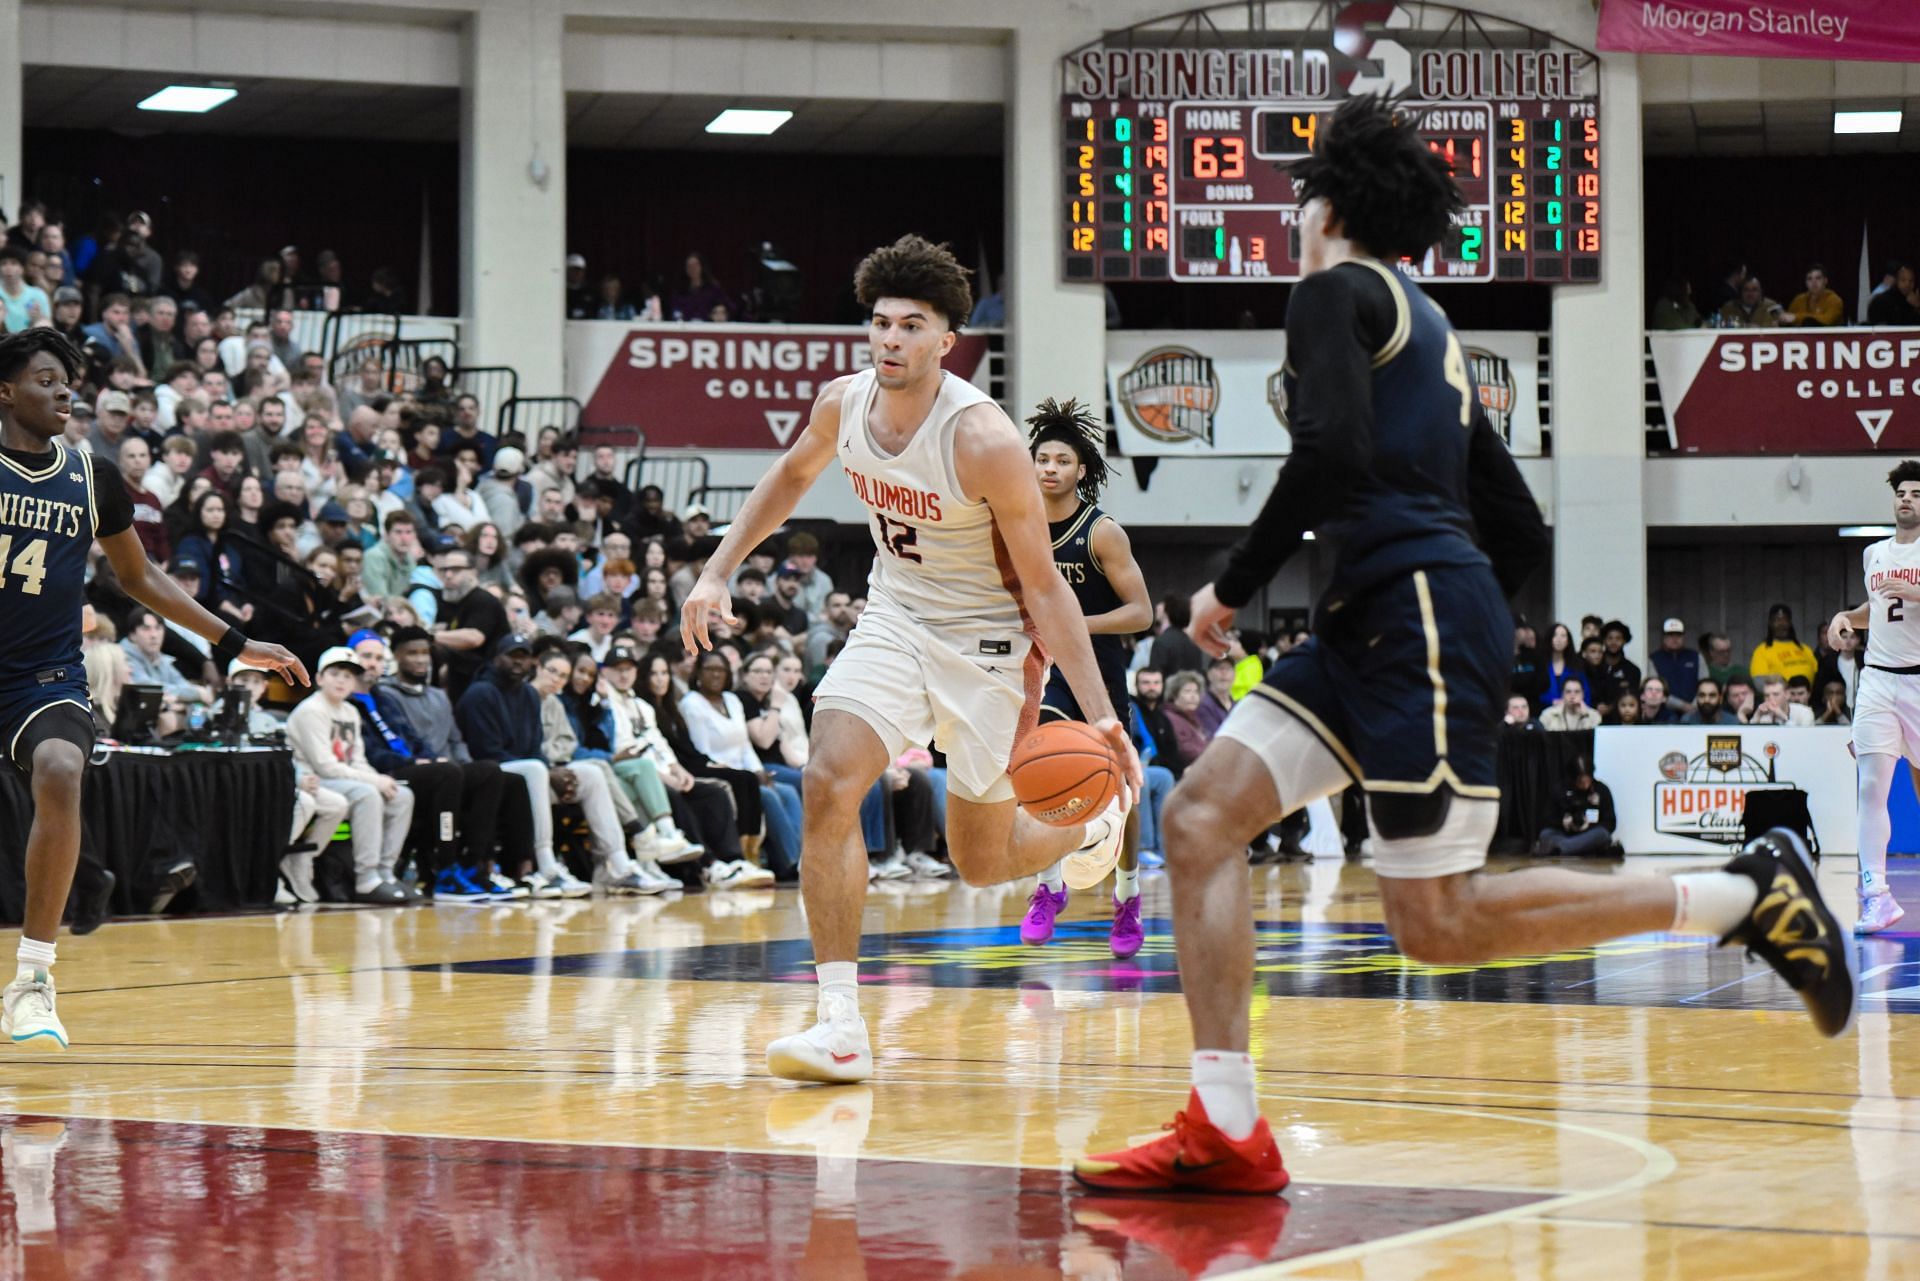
[0,1114,1543,1279]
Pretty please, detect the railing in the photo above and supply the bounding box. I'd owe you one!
[688,485,755,524]
[630,454,708,514]
[497,396,583,449]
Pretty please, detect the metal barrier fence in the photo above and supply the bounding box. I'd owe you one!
[497,396,583,450]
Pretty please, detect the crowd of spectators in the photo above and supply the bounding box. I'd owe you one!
[1507,606,1858,733]
[563,250,739,324]
[1650,257,1920,329]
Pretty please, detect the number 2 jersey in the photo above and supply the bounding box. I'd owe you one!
[836,367,1029,640]
[1864,536,1920,667]
[0,441,132,688]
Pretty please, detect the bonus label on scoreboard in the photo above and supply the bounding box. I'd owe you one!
[1060,2,1601,286]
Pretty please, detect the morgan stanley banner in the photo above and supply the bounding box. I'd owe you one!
[1597,0,1920,64]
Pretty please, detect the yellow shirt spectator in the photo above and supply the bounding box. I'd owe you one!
[1786,274,1846,327]
[1749,638,1816,685]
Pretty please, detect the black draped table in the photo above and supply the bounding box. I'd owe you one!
[0,747,294,923]
[1492,725,1595,853]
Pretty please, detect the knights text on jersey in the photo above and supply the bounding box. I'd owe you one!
[0,442,99,686]
[837,368,1027,636]
[1864,537,1920,667]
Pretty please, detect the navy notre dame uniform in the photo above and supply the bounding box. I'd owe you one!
[1255,260,1514,802]
[1040,501,1130,725]
[0,441,103,771]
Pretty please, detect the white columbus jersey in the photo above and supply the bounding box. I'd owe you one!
[836,368,1026,635]
[1864,537,1920,667]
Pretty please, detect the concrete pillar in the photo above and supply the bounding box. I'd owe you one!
[461,2,566,410]
[1550,52,1648,661]
[0,0,21,227]
[1003,23,1107,421]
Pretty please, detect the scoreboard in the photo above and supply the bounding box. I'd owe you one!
[1061,5,1603,285]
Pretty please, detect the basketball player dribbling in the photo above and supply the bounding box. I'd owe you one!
[1020,399,1153,958]
[1828,461,1920,935]
[0,330,307,1049]
[680,236,1142,1084]
[1073,95,1856,1197]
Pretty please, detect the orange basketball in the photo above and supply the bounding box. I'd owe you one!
[1009,721,1120,827]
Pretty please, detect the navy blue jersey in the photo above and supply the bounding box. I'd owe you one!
[1042,501,1129,722]
[0,442,100,686]
[1275,260,1488,604]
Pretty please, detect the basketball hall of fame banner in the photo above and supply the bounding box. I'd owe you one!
[1648,327,1920,454]
[1105,329,1544,458]
[566,322,992,451]
[1592,725,1858,854]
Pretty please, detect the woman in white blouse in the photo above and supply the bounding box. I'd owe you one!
[679,651,804,877]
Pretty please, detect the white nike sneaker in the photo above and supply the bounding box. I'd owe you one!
[766,988,873,1083]
[1856,889,1907,935]
[870,852,911,881]
[652,822,703,864]
[1062,796,1126,890]
[533,868,592,899]
[904,851,953,880]
[2,972,67,1051]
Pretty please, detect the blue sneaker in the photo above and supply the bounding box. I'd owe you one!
[1137,850,1166,870]
[433,867,489,902]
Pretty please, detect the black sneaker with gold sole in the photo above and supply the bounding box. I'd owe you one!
[1721,828,1857,1038]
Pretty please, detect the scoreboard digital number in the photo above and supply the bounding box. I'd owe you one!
[1061,3,1602,285]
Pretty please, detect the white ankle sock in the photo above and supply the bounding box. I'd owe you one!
[534,846,561,877]
[1671,871,1761,935]
[1192,1050,1259,1141]
[16,938,55,983]
[816,960,858,1004]
[1114,867,1141,903]
[1038,863,1066,892]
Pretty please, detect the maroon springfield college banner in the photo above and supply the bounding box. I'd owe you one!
[1597,0,1920,64]
[1647,328,1920,454]
[569,323,990,450]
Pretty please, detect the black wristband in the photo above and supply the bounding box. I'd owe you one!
[213,625,249,666]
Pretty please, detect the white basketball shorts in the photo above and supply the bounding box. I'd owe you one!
[812,596,1042,803]
[1852,665,1920,760]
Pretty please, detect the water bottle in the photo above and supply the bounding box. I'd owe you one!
[187,703,207,733]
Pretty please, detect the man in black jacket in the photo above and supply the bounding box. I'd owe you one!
[1131,669,1186,780]
[377,626,528,898]
[453,634,588,897]
[1533,757,1619,858]
[1148,593,1208,678]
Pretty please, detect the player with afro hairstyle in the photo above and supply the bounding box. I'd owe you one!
[853,235,974,333]
[1288,92,1464,261]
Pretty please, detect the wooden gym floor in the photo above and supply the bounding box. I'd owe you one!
[0,852,1914,1279]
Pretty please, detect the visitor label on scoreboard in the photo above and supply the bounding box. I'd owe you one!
[566,322,989,450]
[1059,3,1602,285]
[1648,328,1920,454]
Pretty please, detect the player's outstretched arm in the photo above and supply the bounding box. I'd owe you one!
[957,406,1142,803]
[1083,519,1153,636]
[99,527,310,686]
[680,377,850,653]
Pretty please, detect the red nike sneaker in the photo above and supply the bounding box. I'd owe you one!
[1073,1090,1289,1195]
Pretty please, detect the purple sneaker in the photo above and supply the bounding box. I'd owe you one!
[1021,884,1068,945]
[1110,893,1144,959]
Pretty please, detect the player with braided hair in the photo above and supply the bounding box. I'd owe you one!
[1020,398,1154,958]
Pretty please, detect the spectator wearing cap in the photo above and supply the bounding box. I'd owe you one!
[1750,604,1817,686]
[287,647,419,904]
[780,530,834,622]
[0,246,50,331]
[88,390,135,458]
[564,253,594,319]
[527,435,578,516]
[49,285,86,347]
[479,446,530,538]
[1649,617,1702,715]
[118,435,170,563]
[455,634,591,896]
[682,502,714,544]
[361,510,423,602]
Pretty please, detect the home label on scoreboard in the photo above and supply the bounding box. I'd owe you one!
[1060,2,1602,286]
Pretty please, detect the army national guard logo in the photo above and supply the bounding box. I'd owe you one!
[1653,736,1792,845]
[1116,346,1219,446]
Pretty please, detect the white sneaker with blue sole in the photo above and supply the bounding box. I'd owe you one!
[2,971,66,1051]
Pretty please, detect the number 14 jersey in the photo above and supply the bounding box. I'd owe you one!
[836,367,1028,637]
[1865,536,1920,667]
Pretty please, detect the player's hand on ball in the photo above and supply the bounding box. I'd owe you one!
[1092,716,1143,812]
[678,577,739,653]
[239,640,309,686]
[1188,582,1236,658]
